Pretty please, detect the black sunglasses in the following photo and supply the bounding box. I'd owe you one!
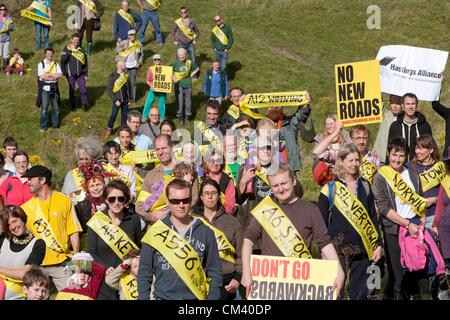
[107,196,126,204]
[0,8,6,11]
[168,197,191,205]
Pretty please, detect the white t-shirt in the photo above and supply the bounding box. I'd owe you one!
[37,59,62,92]
[394,169,416,219]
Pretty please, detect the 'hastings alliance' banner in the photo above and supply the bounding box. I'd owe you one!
[248,255,339,300]
[376,45,448,101]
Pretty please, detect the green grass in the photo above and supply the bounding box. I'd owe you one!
[0,0,449,199]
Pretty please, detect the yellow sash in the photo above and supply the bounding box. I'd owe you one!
[251,196,312,258]
[23,197,69,254]
[120,149,159,165]
[55,292,93,300]
[378,166,426,217]
[420,161,446,192]
[86,211,139,260]
[134,172,143,195]
[212,25,228,46]
[136,175,174,212]
[118,9,135,27]
[79,0,98,14]
[20,9,52,26]
[102,163,131,187]
[0,275,25,298]
[118,41,140,58]
[440,175,450,199]
[255,170,270,187]
[113,73,129,93]
[31,1,48,14]
[240,91,310,119]
[196,216,236,263]
[0,18,12,34]
[70,48,86,65]
[321,181,379,257]
[227,104,240,120]
[145,0,161,10]
[142,219,209,300]
[238,138,249,160]
[120,274,138,300]
[361,157,377,185]
[173,59,192,81]
[197,122,222,150]
[43,61,56,74]
[71,168,84,191]
[175,18,195,41]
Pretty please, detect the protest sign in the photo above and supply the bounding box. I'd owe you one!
[151,65,173,93]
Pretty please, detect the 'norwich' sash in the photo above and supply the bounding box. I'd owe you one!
[20,9,52,26]
[118,9,135,27]
[118,41,140,58]
[197,122,222,150]
[420,161,446,192]
[173,59,191,81]
[361,157,377,185]
[379,166,426,217]
[0,18,12,34]
[86,211,139,260]
[0,275,25,298]
[175,18,195,40]
[120,274,138,300]
[79,0,98,14]
[251,196,312,258]
[55,292,93,300]
[196,216,236,263]
[145,0,161,10]
[240,91,310,120]
[212,25,228,46]
[142,219,209,300]
[113,73,129,93]
[321,181,379,257]
[70,48,86,65]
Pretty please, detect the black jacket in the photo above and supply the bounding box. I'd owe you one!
[387,111,432,161]
[107,71,130,103]
[61,46,88,77]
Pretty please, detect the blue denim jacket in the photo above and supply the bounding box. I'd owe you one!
[0,17,14,42]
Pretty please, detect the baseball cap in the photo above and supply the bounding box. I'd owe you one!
[22,165,52,181]
[128,29,136,35]
[152,54,161,60]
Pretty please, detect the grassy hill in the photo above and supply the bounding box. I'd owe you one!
[1,0,449,200]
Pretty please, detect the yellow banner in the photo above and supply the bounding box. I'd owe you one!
[212,25,228,46]
[79,0,98,14]
[361,157,377,185]
[118,9,135,27]
[420,161,446,192]
[86,211,139,260]
[151,65,173,93]
[173,59,191,82]
[20,9,52,26]
[31,1,48,14]
[102,163,131,187]
[335,60,382,127]
[55,292,93,300]
[197,122,222,150]
[248,255,338,300]
[227,104,240,120]
[175,18,195,41]
[113,73,129,93]
[145,0,161,10]
[137,175,174,212]
[0,275,25,298]
[240,91,310,120]
[378,166,426,217]
[118,41,140,58]
[142,219,209,300]
[0,18,12,34]
[23,197,68,254]
[120,274,138,300]
[120,149,159,165]
[321,181,379,258]
[251,196,312,258]
[196,216,237,264]
[70,48,86,65]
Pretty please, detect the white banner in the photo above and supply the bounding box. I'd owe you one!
[376,45,448,101]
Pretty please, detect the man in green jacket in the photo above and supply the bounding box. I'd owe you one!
[211,15,233,72]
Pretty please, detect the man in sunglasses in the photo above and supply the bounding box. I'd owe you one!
[210,15,233,72]
[0,4,14,72]
[170,6,199,65]
[138,179,222,300]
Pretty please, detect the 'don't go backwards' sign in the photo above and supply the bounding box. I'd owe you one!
[335,60,382,127]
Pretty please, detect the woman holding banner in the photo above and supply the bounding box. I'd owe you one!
[373,137,444,300]
[318,143,383,300]
[25,0,52,50]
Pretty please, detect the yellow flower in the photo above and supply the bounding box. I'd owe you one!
[52,139,62,145]
[29,155,45,166]
[72,117,81,125]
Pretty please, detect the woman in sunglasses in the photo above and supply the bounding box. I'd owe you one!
[192,179,243,300]
[87,180,142,300]
[143,54,167,121]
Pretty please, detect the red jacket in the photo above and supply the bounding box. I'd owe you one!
[0,176,33,206]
